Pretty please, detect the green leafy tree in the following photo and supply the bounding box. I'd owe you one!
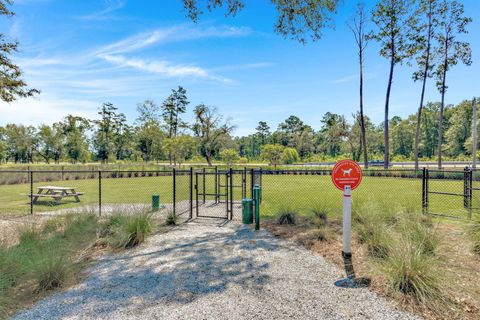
[0,0,39,102]
[192,104,233,166]
[163,135,196,166]
[162,86,189,138]
[136,100,160,125]
[261,144,285,168]
[317,112,349,157]
[135,121,165,162]
[0,126,7,163]
[92,103,126,163]
[445,100,472,157]
[60,115,90,164]
[36,124,64,164]
[182,0,340,43]
[434,0,472,168]
[275,115,314,157]
[282,147,300,164]
[220,148,240,165]
[256,121,271,145]
[390,116,415,158]
[3,124,36,163]
[369,0,416,168]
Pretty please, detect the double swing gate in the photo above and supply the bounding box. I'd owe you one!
[194,168,254,220]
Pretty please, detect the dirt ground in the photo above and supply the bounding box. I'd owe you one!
[263,217,480,320]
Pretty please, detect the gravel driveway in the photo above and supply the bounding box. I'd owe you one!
[13,219,420,320]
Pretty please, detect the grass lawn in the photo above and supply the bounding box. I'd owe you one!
[0,173,475,219]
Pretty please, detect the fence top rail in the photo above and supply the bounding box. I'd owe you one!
[427,169,467,173]
[0,170,176,174]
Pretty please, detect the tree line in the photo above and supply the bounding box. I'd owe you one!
[0,86,478,165]
[0,0,476,168]
[181,0,475,169]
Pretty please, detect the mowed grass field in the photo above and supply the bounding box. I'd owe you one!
[0,172,475,219]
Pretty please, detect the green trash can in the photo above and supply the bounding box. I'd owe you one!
[152,194,160,212]
[242,199,253,224]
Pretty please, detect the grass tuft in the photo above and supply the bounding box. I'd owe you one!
[105,212,154,249]
[276,205,297,225]
[309,204,328,228]
[29,246,71,291]
[165,211,177,226]
[382,238,441,303]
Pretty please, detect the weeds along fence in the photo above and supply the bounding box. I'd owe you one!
[0,168,476,220]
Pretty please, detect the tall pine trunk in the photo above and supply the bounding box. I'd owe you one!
[414,8,433,171]
[384,48,395,169]
[437,57,448,169]
[359,47,368,168]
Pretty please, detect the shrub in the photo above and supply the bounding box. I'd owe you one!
[19,227,40,247]
[105,212,154,249]
[165,211,177,226]
[276,205,297,225]
[382,239,440,302]
[359,223,392,259]
[400,217,439,256]
[29,247,71,291]
[309,205,328,228]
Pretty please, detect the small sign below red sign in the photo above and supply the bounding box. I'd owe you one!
[331,160,363,191]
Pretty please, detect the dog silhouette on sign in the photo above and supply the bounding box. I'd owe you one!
[342,169,352,177]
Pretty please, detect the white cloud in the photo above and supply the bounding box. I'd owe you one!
[97,25,252,55]
[78,0,126,21]
[98,54,232,83]
[0,95,98,126]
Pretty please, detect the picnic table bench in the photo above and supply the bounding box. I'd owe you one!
[29,186,84,204]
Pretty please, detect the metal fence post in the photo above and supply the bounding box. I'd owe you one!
[422,167,426,214]
[189,167,193,219]
[423,168,429,214]
[202,168,206,204]
[464,167,469,209]
[98,171,102,217]
[259,167,263,186]
[229,168,233,219]
[215,166,219,203]
[195,172,199,217]
[173,168,176,217]
[250,168,254,198]
[469,169,473,218]
[30,171,33,215]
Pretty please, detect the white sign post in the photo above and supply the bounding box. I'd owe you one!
[342,185,352,256]
[331,160,364,288]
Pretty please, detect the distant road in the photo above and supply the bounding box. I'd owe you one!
[285,161,475,169]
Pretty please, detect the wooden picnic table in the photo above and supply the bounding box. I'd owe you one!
[30,186,84,204]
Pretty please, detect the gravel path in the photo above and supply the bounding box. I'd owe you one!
[13,219,420,320]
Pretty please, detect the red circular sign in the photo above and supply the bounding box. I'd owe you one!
[331,160,363,191]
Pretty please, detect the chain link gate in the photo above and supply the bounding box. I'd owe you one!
[194,169,254,220]
[422,167,475,219]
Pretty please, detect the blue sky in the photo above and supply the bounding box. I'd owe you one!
[0,0,479,136]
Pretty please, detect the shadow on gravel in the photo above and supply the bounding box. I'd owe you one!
[14,222,280,319]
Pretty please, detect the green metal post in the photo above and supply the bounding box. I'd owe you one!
[253,186,260,230]
[255,184,262,204]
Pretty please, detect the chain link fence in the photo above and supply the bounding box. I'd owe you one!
[0,167,477,221]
